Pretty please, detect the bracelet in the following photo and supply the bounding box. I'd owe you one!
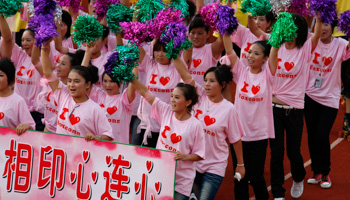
[237,163,244,167]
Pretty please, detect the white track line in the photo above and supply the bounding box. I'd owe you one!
[249,137,345,200]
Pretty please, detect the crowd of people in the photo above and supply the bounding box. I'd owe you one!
[0,0,349,199]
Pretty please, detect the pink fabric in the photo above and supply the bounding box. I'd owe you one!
[273,37,313,109]
[89,85,106,103]
[193,83,244,177]
[20,3,28,22]
[91,52,113,87]
[11,44,43,112]
[97,90,136,144]
[231,25,260,67]
[186,44,218,86]
[152,98,205,196]
[50,37,75,67]
[54,81,114,139]
[306,38,350,109]
[137,54,182,142]
[232,59,275,141]
[0,92,35,130]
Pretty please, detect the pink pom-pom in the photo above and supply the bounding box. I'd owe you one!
[120,21,150,46]
[286,0,309,16]
[148,9,183,39]
[199,3,219,30]
[94,0,121,19]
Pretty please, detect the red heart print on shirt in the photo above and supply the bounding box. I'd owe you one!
[322,57,333,66]
[193,59,202,68]
[27,69,34,78]
[17,66,25,76]
[69,114,80,125]
[204,115,216,126]
[284,62,295,71]
[252,85,260,95]
[0,112,4,120]
[244,43,252,52]
[170,133,182,144]
[100,104,105,108]
[159,77,170,86]
[107,106,117,115]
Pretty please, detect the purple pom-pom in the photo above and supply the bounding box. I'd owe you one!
[94,0,121,19]
[215,5,238,35]
[199,3,219,30]
[148,9,183,39]
[120,21,150,46]
[33,0,57,15]
[309,0,337,24]
[338,11,350,38]
[286,0,309,16]
[29,14,58,46]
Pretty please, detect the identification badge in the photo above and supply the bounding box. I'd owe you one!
[314,77,322,88]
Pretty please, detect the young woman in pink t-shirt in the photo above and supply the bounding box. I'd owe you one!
[175,54,245,199]
[130,67,205,200]
[0,58,35,135]
[269,14,322,199]
[304,21,350,189]
[40,41,114,141]
[221,32,276,199]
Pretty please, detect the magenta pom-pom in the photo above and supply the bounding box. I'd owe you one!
[57,0,82,12]
[94,0,121,19]
[338,11,350,38]
[148,9,183,39]
[120,21,150,46]
[286,0,309,16]
[309,0,337,24]
[199,3,219,30]
[215,5,238,35]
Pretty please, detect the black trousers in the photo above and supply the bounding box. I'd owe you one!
[269,106,306,198]
[231,139,269,200]
[30,111,44,131]
[140,129,159,148]
[304,95,338,176]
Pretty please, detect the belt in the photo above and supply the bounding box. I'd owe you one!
[272,103,294,109]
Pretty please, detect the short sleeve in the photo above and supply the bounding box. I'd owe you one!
[121,89,136,113]
[94,106,114,139]
[151,98,171,124]
[227,106,244,143]
[11,44,27,68]
[53,81,70,104]
[18,99,36,130]
[194,82,206,101]
[138,53,152,72]
[190,120,206,159]
[231,25,251,48]
[232,58,245,83]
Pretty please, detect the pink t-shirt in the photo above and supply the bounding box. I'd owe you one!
[91,52,113,87]
[97,90,136,144]
[193,83,244,177]
[138,54,182,138]
[11,44,43,112]
[54,81,114,139]
[273,37,313,109]
[0,92,35,130]
[50,37,76,66]
[186,44,218,86]
[232,25,259,66]
[232,59,275,141]
[151,98,205,196]
[306,38,350,109]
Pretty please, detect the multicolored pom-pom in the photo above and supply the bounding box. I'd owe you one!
[270,0,292,15]
[148,9,183,39]
[160,22,192,59]
[241,0,272,16]
[309,0,337,24]
[93,0,121,20]
[73,15,104,47]
[199,3,219,30]
[216,5,238,35]
[170,0,189,17]
[120,21,150,46]
[286,0,309,16]
[338,11,350,38]
[135,0,165,22]
[104,41,139,83]
[0,0,27,17]
[106,3,133,35]
[268,12,298,48]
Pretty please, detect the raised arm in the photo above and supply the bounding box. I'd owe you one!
[268,47,278,76]
[41,43,60,91]
[183,47,193,67]
[247,15,266,39]
[173,56,195,86]
[0,15,14,59]
[31,45,44,76]
[54,21,70,54]
[126,67,138,103]
[130,68,155,105]
[211,35,225,60]
[196,0,204,14]
[311,16,322,52]
[223,34,238,67]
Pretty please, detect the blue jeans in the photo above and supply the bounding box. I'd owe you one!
[174,191,189,200]
[193,171,223,200]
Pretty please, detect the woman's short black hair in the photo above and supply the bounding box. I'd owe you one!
[62,10,72,39]
[292,13,308,49]
[69,65,99,85]
[189,14,209,33]
[0,58,16,84]
[175,82,199,112]
[204,65,233,91]
[102,71,121,87]
[252,40,271,57]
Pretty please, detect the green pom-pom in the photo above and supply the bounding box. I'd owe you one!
[0,0,25,17]
[106,4,133,35]
[164,40,192,59]
[170,0,189,17]
[268,12,298,48]
[135,0,165,22]
[241,0,272,16]
[73,15,104,48]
